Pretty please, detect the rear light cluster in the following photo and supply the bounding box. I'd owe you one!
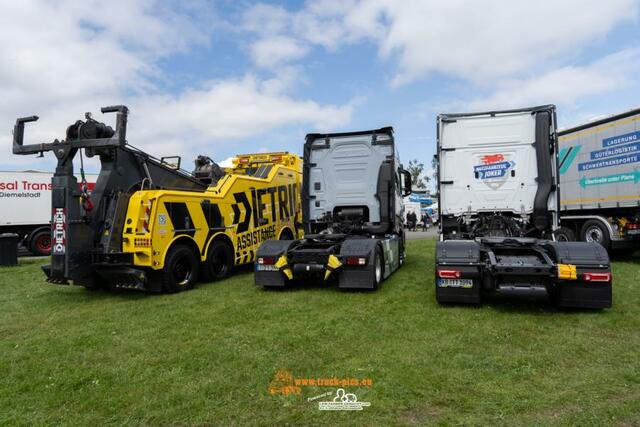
[258,257,276,265]
[437,269,461,279]
[582,272,611,282]
[270,155,282,162]
[345,257,367,266]
[625,223,640,231]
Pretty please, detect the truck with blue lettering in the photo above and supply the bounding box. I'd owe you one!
[555,108,640,251]
[435,105,611,308]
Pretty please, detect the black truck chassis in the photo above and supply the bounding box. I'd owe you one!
[435,238,612,308]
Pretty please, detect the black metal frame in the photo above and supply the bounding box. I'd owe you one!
[13,106,208,289]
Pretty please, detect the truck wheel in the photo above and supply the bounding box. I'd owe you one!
[372,247,383,289]
[554,227,576,242]
[201,240,234,282]
[29,229,52,256]
[581,220,611,250]
[161,244,199,293]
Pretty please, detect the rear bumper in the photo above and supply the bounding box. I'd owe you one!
[435,239,612,309]
[93,265,150,291]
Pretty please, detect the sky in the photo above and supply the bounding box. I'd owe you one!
[1,0,639,180]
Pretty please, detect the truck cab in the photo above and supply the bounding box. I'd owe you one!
[255,127,412,290]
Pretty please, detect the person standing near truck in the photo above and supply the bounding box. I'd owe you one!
[421,213,430,231]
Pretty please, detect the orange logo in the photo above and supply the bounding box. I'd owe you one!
[268,370,301,396]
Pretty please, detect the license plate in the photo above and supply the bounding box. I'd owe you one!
[437,278,473,288]
[256,265,278,272]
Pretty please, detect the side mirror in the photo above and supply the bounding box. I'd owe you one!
[161,156,181,170]
[401,169,412,197]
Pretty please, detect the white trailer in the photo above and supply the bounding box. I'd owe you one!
[0,170,97,255]
[557,108,640,251]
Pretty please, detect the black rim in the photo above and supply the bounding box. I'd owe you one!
[211,246,230,276]
[173,256,193,286]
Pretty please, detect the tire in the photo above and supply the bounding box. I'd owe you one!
[580,220,611,250]
[29,229,52,256]
[161,244,199,293]
[200,240,234,282]
[372,247,383,289]
[279,228,294,240]
[554,226,576,242]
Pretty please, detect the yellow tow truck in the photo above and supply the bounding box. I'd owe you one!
[122,152,303,291]
[12,105,302,292]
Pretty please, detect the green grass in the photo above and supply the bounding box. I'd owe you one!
[1,239,639,426]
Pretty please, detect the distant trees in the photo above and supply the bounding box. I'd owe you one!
[407,159,429,190]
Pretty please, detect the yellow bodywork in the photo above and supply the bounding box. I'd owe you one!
[324,254,343,280]
[121,152,303,270]
[275,255,293,280]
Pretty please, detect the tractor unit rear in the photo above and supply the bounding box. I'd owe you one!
[435,105,612,308]
[254,127,412,290]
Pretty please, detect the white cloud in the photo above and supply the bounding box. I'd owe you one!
[0,0,354,170]
[243,0,639,85]
[464,48,640,111]
[377,0,639,85]
[129,75,352,158]
[250,36,309,68]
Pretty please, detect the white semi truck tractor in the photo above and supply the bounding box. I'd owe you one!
[435,105,612,308]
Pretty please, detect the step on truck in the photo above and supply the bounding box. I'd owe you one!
[556,107,640,251]
[13,106,303,292]
[254,127,412,290]
[435,105,612,308]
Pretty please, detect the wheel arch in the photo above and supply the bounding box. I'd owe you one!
[162,235,201,267]
[26,225,51,242]
[278,226,295,240]
[203,231,235,262]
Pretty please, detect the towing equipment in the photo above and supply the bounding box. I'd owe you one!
[13,106,302,292]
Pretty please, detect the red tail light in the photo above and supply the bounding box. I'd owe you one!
[258,257,276,265]
[239,157,249,164]
[346,257,367,266]
[271,155,282,162]
[437,269,461,279]
[625,223,640,230]
[582,272,611,282]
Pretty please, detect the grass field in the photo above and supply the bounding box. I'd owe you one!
[1,238,639,426]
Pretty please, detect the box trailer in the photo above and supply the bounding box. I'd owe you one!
[435,105,611,308]
[556,108,640,250]
[0,170,97,255]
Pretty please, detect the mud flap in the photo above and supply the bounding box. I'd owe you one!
[547,241,612,309]
[255,240,295,288]
[435,240,481,304]
[338,238,379,290]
